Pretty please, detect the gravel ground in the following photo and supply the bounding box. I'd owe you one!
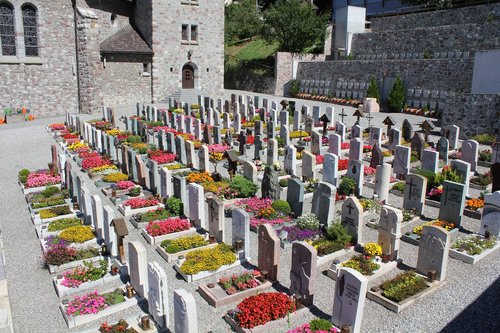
[0,93,499,333]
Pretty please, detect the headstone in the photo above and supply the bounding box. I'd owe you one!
[166,132,176,154]
[374,163,391,203]
[332,267,368,333]
[242,160,257,183]
[198,145,210,173]
[51,144,58,171]
[258,224,281,281]
[460,139,479,172]
[388,128,401,151]
[136,155,147,187]
[280,125,290,147]
[479,191,500,237]
[290,241,317,306]
[394,145,411,178]
[323,153,339,187]
[445,125,459,150]
[421,149,439,173]
[370,142,384,168]
[311,181,337,227]
[232,209,250,261]
[305,116,314,135]
[349,138,363,162]
[103,206,117,256]
[378,206,402,260]
[302,150,316,181]
[287,178,304,217]
[416,226,450,282]
[402,119,413,142]
[369,127,382,146]
[175,136,187,165]
[336,121,346,142]
[254,120,263,136]
[411,133,425,160]
[261,166,280,200]
[403,174,427,215]
[159,168,173,199]
[213,126,221,144]
[173,289,198,333]
[437,137,449,164]
[351,124,362,139]
[293,109,302,131]
[266,138,278,166]
[237,131,246,156]
[492,142,500,164]
[438,180,466,228]
[254,135,262,160]
[207,195,225,242]
[148,160,159,194]
[341,197,363,244]
[91,195,103,239]
[147,262,170,328]
[173,175,188,215]
[311,131,321,155]
[128,241,148,298]
[328,133,341,155]
[347,160,364,196]
[188,183,205,229]
[185,141,196,169]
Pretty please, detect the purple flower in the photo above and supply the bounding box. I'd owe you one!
[278,225,320,242]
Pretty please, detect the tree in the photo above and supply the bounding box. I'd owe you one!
[366,76,380,103]
[225,0,263,44]
[387,76,405,113]
[261,0,330,53]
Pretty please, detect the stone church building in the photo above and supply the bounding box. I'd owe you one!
[0,0,224,116]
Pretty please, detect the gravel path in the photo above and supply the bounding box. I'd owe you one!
[0,95,499,333]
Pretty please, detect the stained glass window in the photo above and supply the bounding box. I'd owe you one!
[0,3,16,56]
[22,4,38,56]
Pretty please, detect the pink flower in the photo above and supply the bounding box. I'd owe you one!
[123,197,160,209]
[146,217,191,236]
[26,170,61,188]
[116,180,136,190]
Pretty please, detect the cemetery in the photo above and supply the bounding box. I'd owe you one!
[0,1,499,333]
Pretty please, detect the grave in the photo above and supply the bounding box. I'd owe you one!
[290,241,317,306]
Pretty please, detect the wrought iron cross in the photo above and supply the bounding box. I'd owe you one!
[338,108,347,123]
[366,112,374,128]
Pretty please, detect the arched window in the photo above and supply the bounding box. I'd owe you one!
[0,2,16,56]
[22,4,38,56]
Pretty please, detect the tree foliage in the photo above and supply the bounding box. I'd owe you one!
[387,76,406,113]
[366,76,380,103]
[261,0,330,53]
[225,0,263,44]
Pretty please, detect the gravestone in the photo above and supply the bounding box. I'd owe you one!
[51,144,58,171]
[460,139,479,172]
[91,195,103,239]
[437,137,449,164]
[188,183,206,229]
[302,150,316,181]
[305,116,314,135]
[213,126,221,144]
[311,181,337,228]
[287,178,304,217]
[148,262,170,328]
[175,136,187,165]
[258,224,281,282]
[232,209,250,261]
[369,127,382,146]
[411,133,425,160]
[207,195,225,242]
[374,163,391,203]
[280,110,289,127]
[388,128,402,151]
[166,132,176,154]
[136,155,147,187]
[336,121,346,142]
[403,174,427,216]
[347,160,364,197]
[242,160,257,183]
[341,197,363,244]
[254,135,262,160]
[103,206,117,256]
[492,142,500,164]
[128,149,138,181]
[323,153,339,187]
[421,149,439,173]
[378,206,402,260]
[402,119,413,142]
[262,166,280,200]
[370,142,384,168]
[293,109,302,131]
[351,124,363,139]
[198,144,210,173]
[173,289,198,333]
[311,131,321,155]
[492,163,500,192]
[479,191,500,237]
[312,106,321,123]
[416,225,450,282]
[349,138,363,162]
[328,133,341,155]
[332,267,368,333]
[173,175,188,215]
[438,180,466,228]
[394,145,411,178]
[267,138,278,166]
[159,168,173,198]
[290,241,317,306]
[237,131,246,156]
[128,241,148,298]
[280,124,290,146]
[445,125,459,150]
[255,120,263,136]
[148,161,159,194]
[284,145,297,176]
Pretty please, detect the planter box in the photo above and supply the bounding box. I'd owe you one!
[367,278,445,313]
[317,246,354,267]
[48,255,103,275]
[21,182,62,195]
[402,227,458,246]
[60,287,141,328]
[327,260,398,281]
[198,279,273,308]
[77,316,161,333]
[367,215,419,229]
[390,189,404,197]
[41,237,98,253]
[469,182,490,191]
[223,306,308,333]
[449,238,500,264]
[425,199,441,208]
[140,227,197,245]
[29,199,72,214]
[174,257,246,282]
[93,180,115,189]
[156,242,217,263]
[463,208,482,220]
[32,208,79,226]
[54,271,121,298]
[477,160,492,168]
[118,203,165,217]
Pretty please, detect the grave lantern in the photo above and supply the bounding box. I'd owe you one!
[111,217,129,263]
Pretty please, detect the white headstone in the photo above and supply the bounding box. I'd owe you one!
[174,289,198,333]
[128,241,148,297]
[323,153,339,187]
[147,262,170,328]
[374,163,392,203]
[232,209,250,261]
[188,183,206,229]
[480,191,500,237]
[416,226,450,282]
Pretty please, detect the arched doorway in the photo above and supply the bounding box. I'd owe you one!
[182,64,195,89]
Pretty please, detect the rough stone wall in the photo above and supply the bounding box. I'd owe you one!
[0,0,78,116]
[100,54,152,107]
[150,0,224,101]
[370,3,500,31]
[77,0,132,41]
[441,93,500,138]
[351,21,500,56]
[132,0,153,47]
[296,58,474,92]
[275,52,326,96]
[224,69,276,95]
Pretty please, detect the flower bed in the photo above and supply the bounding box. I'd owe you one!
[141,217,193,245]
[32,206,77,226]
[20,170,62,194]
[60,287,139,328]
[402,220,456,245]
[287,319,340,333]
[156,235,215,263]
[129,207,176,229]
[42,229,97,253]
[367,271,442,313]
[98,319,139,333]
[118,197,164,217]
[449,235,498,264]
[148,150,176,164]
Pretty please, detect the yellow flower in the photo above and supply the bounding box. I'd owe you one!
[364,242,382,256]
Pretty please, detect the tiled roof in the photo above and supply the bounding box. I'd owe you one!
[100,25,153,55]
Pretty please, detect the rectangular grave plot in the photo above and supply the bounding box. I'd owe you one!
[449,238,500,265]
[198,280,273,308]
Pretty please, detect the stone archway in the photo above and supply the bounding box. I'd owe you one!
[182,64,195,89]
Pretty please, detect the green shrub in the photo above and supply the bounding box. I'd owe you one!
[326,223,352,244]
[126,135,142,143]
[47,218,81,232]
[161,234,209,254]
[297,213,320,230]
[338,177,356,196]
[392,182,406,192]
[229,176,258,198]
[276,137,285,148]
[312,239,344,256]
[279,178,289,187]
[271,200,292,215]
[41,186,61,198]
[309,318,333,331]
[166,197,183,216]
[32,196,66,209]
[380,271,428,303]
[19,169,30,183]
[103,289,126,306]
[366,76,380,103]
[289,79,300,97]
[387,76,405,113]
[472,133,495,144]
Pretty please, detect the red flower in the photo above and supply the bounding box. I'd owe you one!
[235,292,296,329]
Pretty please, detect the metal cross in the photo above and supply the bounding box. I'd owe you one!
[405,178,416,199]
[366,112,374,128]
[338,108,347,123]
[346,202,354,215]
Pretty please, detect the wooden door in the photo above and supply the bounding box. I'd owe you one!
[182,65,194,89]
